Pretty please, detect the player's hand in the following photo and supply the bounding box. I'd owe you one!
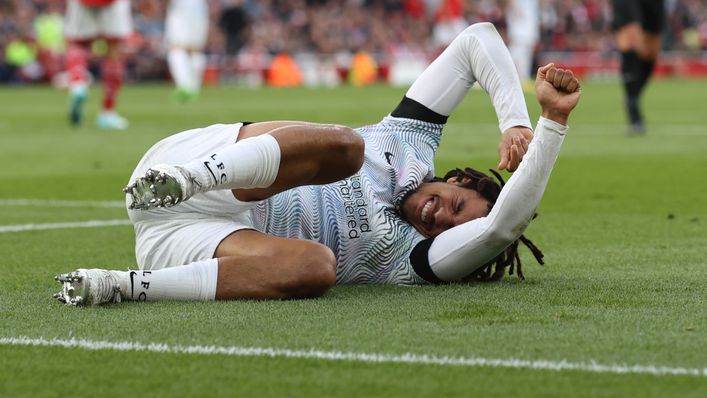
[498,126,533,172]
[535,63,581,125]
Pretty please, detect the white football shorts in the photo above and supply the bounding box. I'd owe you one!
[126,122,257,271]
[165,0,209,49]
[64,0,132,40]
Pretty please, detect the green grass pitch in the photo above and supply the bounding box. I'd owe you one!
[0,79,705,397]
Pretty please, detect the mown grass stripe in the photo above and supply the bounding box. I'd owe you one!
[0,219,131,233]
[2,336,705,377]
[0,198,124,208]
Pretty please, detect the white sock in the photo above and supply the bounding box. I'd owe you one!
[126,258,218,301]
[182,133,281,192]
[168,48,194,91]
[189,51,206,91]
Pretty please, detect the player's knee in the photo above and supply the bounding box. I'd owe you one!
[302,243,337,295]
[286,242,336,298]
[329,124,364,175]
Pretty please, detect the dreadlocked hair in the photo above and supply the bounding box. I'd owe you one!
[433,167,545,282]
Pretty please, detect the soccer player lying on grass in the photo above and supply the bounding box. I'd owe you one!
[54,22,581,306]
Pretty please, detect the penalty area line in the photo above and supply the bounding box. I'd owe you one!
[1,336,705,377]
[0,219,131,233]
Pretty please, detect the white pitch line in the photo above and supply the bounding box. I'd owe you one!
[0,198,124,208]
[0,219,131,233]
[1,336,705,377]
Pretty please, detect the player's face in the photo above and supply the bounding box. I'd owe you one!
[401,181,490,238]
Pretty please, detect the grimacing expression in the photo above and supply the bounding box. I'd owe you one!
[401,178,491,238]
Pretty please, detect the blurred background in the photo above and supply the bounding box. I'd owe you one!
[1,0,706,88]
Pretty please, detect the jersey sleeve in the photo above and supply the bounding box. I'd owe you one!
[403,23,532,134]
[410,117,567,282]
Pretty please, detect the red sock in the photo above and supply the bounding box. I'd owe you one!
[101,57,124,111]
[66,43,89,87]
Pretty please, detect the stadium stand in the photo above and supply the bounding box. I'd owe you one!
[1,0,707,85]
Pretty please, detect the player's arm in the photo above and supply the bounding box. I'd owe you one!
[412,64,580,282]
[390,22,533,171]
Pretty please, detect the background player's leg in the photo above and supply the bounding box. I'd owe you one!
[509,41,534,83]
[616,26,662,134]
[616,23,644,132]
[400,22,530,133]
[636,32,661,93]
[63,0,97,126]
[165,0,209,101]
[505,0,540,86]
[613,0,664,134]
[189,50,206,94]
[96,40,128,130]
[168,46,196,100]
[65,41,90,126]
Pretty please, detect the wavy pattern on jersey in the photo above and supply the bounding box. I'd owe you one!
[360,116,444,208]
[253,185,338,252]
[252,117,444,285]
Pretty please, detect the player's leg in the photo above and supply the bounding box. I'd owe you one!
[189,50,207,93]
[231,122,365,201]
[509,42,532,81]
[168,46,195,100]
[63,0,98,126]
[95,0,132,130]
[165,1,190,98]
[96,39,129,129]
[634,0,664,84]
[506,0,540,86]
[612,0,664,133]
[125,121,364,208]
[165,0,209,101]
[213,230,336,299]
[636,30,661,91]
[632,0,664,131]
[392,22,530,134]
[615,23,644,131]
[54,230,335,305]
[166,47,206,102]
[64,40,91,126]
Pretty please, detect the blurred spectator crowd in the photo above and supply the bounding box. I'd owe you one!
[1,0,707,84]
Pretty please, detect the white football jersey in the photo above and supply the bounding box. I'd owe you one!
[251,116,443,284]
[165,0,209,48]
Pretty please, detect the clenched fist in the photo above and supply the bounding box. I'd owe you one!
[535,63,581,126]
